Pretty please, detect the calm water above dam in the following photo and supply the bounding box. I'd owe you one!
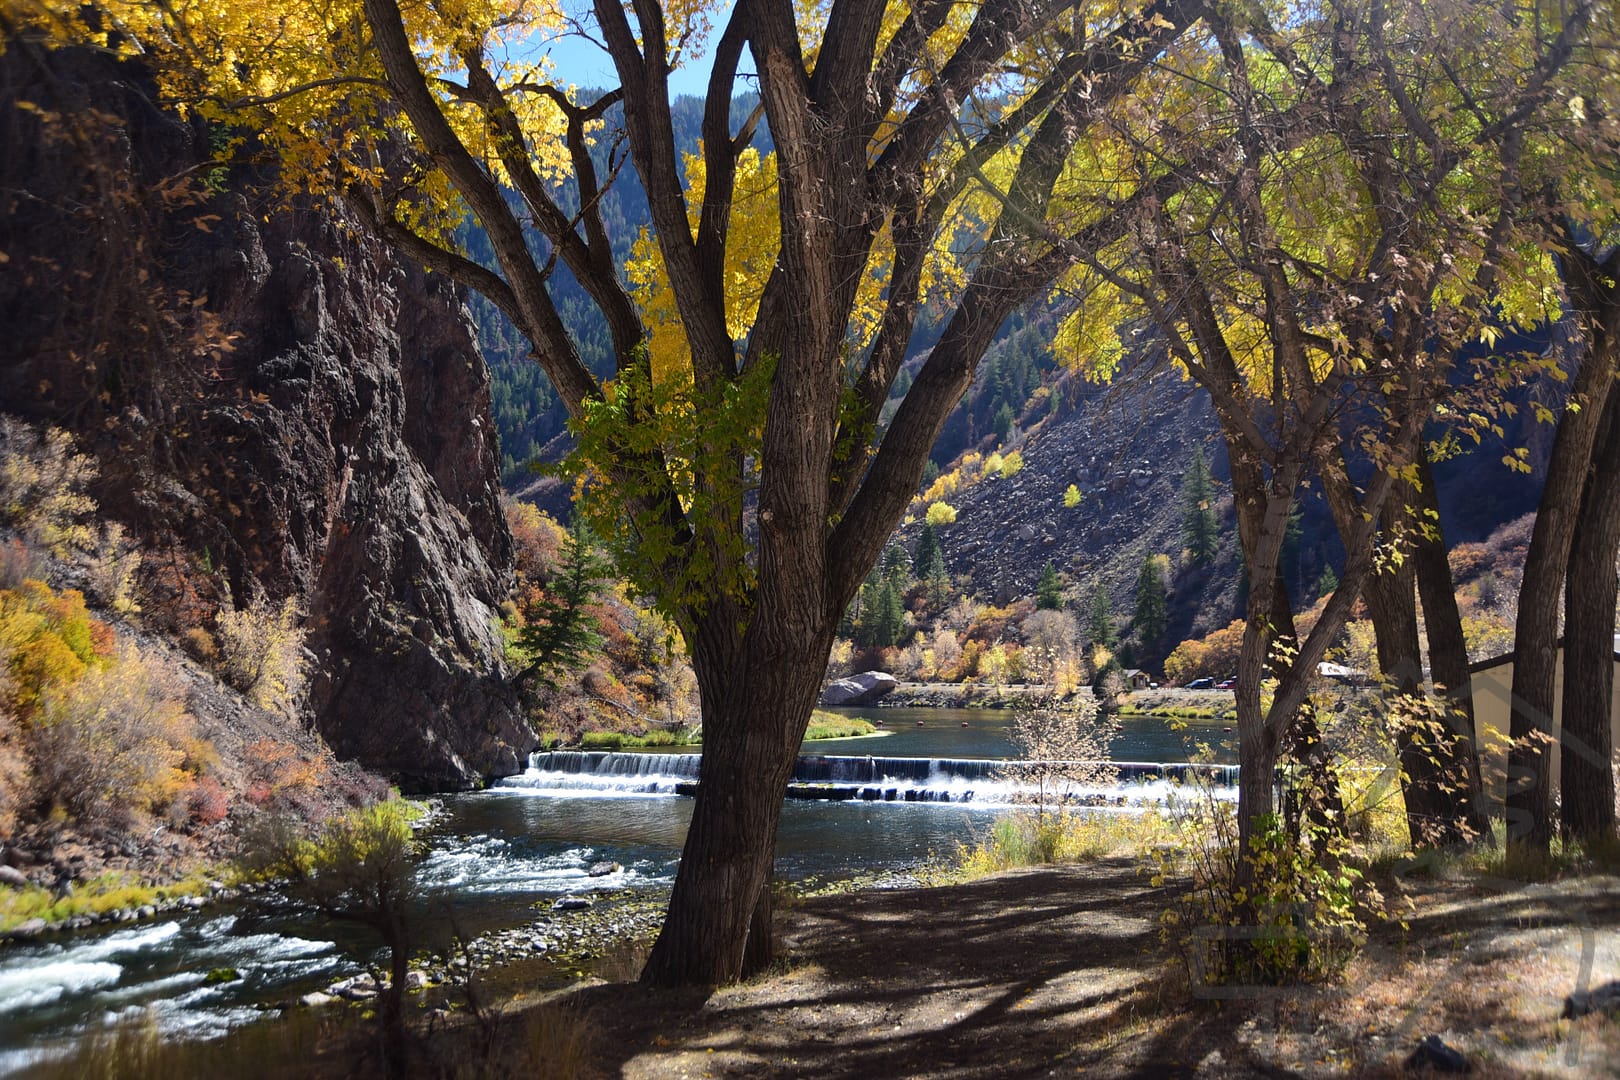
[0,708,1233,1073]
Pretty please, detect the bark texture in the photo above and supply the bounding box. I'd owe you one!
[1561,388,1620,842]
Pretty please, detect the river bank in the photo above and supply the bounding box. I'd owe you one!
[463,860,1620,1078]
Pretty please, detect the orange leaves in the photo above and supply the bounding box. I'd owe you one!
[0,581,114,720]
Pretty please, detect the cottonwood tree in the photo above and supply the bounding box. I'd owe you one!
[1049,0,1593,858]
[47,0,1201,983]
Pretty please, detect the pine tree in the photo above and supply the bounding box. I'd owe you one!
[872,578,907,647]
[924,546,952,611]
[882,541,911,591]
[914,523,940,579]
[1086,584,1118,649]
[515,518,608,688]
[1036,562,1064,610]
[1133,554,1168,648]
[1180,447,1220,565]
[993,402,1016,443]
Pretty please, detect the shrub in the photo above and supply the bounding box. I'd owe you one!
[924,501,957,526]
[1156,788,1385,989]
[180,626,218,662]
[215,594,305,712]
[0,581,113,718]
[244,737,327,809]
[0,417,97,556]
[30,640,196,827]
[1063,484,1083,509]
[998,450,1023,478]
[0,539,47,590]
[84,523,142,613]
[185,774,230,827]
[0,710,31,839]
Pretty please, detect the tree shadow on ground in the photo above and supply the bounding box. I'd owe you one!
[560,859,1274,1078]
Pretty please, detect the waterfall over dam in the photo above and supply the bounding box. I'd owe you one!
[498,751,1238,805]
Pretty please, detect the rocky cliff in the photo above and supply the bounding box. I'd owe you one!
[0,41,529,790]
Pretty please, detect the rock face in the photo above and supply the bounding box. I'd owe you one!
[0,44,528,789]
[822,672,899,707]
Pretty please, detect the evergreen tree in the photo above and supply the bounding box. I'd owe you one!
[1086,584,1118,649]
[1180,447,1220,565]
[993,402,1016,444]
[1036,561,1064,610]
[924,546,952,611]
[1316,564,1340,598]
[1133,554,1168,648]
[914,523,941,579]
[515,518,608,688]
[879,579,907,647]
[881,541,911,591]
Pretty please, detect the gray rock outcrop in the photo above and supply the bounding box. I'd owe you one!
[822,671,899,706]
[0,44,528,789]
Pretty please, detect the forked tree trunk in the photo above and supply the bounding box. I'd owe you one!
[640,631,830,987]
[1508,268,1619,860]
[1561,390,1620,843]
[1412,458,1493,843]
[1360,499,1478,847]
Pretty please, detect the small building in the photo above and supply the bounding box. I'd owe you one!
[1121,668,1154,691]
[1468,635,1620,809]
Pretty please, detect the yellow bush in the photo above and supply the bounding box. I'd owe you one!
[0,581,113,718]
[30,640,196,826]
[215,595,305,712]
[924,501,957,526]
[0,417,97,556]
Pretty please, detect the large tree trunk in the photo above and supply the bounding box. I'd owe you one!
[1361,497,1479,847]
[640,626,830,987]
[1412,457,1493,844]
[1561,389,1620,843]
[1507,337,1616,859]
[1507,248,1620,860]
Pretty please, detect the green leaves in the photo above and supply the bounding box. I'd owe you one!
[559,353,775,629]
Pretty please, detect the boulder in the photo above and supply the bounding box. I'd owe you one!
[1563,980,1620,1019]
[586,861,621,878]
[0,865,28,888]
[552,895,592,912]
[821,671,899,707]
[1403,1035,1470,1073]
[7,917,47,940]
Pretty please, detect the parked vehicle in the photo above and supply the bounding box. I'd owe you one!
[1185,677,1215,690]
[1215,678,1237,690]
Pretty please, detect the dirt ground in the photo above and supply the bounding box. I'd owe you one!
[538,859,1620,1078]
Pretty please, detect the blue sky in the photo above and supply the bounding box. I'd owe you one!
[539,2,754,99]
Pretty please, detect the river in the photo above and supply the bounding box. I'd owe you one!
[0,707,1235,1073]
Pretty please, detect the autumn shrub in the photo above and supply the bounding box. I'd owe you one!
[84,522,143,613]
[0,580,113,718]
[244,737,328,810]
[1154,782,1390,989]
[0,710,31,839]
[1163,619,1245,684]
[184,774,230,826]
[0,416,97,556]
[29,640,196,827]
[0,538,47,590]
[215,594,305,712]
